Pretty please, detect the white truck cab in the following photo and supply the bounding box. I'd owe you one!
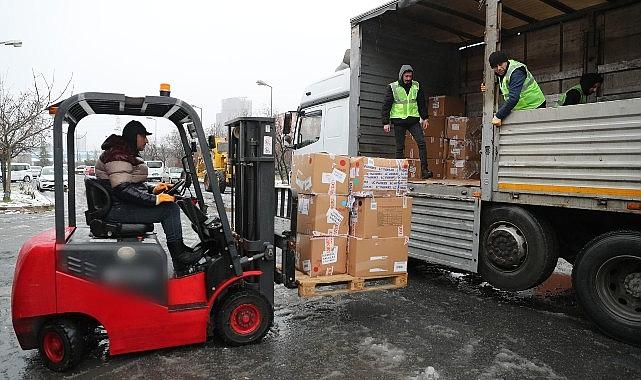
[292,68,352,156]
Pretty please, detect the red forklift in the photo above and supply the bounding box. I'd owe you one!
[11,88,298,371]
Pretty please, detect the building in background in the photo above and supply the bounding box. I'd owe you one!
[215,97,252,125]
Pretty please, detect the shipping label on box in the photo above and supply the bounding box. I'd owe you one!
[297,194,349,236]
[347,236,408,277]
[445,159,480,180]
[350,196,412,238]
[428,96,465,117]
[290,153,349,195]
[349,157,409,197]
[447,139,481,160]
[446,116,482,140]
[295,234,347,277]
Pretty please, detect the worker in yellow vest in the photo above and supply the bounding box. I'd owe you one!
[382,65,432,179]
[557,73,603,106]
[481,51,546,126]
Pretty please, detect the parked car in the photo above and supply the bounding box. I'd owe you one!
[36,166,68,191]
[161,167,184,184]
[10,163,32,182]
[145,160,165,182]
[30,165,42,178]
[75,165,86,174]
[84,165,96,178]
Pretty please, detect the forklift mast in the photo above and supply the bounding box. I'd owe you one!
[227,117,276,305]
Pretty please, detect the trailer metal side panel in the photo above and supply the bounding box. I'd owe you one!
[408,183,481,272]
[494,98,641,209]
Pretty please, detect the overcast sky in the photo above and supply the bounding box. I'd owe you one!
[1,0,385,150]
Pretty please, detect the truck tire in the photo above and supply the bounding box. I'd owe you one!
[214,289,273,346]
[572,230,641,346]
[38,319,88,372]
[479,205,559,291]
[216,171,226,193]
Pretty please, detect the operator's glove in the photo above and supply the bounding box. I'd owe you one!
[153,182,173,194]
[156,193,176,205]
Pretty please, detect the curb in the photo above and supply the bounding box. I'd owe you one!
[0,204,54,212]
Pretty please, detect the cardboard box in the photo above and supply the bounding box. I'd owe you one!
[426,116,446,138]
[297,194,349,236]
[445,159,480,180]
[295,234,347,277]
[404,134,445,159]
[407,159,445,180]
[350,196,412,239]
[428,96,465,117]
[446,116,482,140]
[347,236,409,277]
[447,138,481,160]
[349,157,408,197]
[290,153,350,195]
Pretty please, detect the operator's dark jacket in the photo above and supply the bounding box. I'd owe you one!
[381,69,429,127]
[95,135,155,207]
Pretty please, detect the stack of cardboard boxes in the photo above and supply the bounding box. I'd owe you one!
[445,116,482,180]
[291,153,410,279]
[291,153,350,277]
[348,157,411,277]
[403,95,466,180]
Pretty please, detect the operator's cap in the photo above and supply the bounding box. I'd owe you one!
[122,120,152,136]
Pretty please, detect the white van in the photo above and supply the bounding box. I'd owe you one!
[144,161,165,182]
[11,163,32,182]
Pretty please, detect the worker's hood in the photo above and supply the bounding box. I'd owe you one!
[398,65,414,81]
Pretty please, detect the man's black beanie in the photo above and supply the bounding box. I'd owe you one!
[489,51,508,67]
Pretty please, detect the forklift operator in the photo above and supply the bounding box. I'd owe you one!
[95,120,202,271]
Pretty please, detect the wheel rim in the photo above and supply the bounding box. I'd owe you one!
[43,331,65,363]
[596,255,641,323]
[230,303,262,335]
[484,222,528,272]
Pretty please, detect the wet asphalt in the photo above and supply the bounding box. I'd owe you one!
[1,177,640,379]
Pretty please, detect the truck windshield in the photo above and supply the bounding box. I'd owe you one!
[147,162,163,168]
[298,111,322,147]
[217,143,228,153]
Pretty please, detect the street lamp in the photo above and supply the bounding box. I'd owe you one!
[191,104,204,125]
[256,80,273,116]
[1,40,22,47]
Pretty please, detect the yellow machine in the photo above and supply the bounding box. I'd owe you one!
[197,136,231,193]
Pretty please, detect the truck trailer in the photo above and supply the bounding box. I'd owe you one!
[284,0,641,345]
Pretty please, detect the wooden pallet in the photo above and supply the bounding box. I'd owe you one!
[295,270,408,298]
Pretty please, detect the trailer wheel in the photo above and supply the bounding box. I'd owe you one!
[214,290,273,346]
[573,231,641,346]
[479,205,559,291]
[38,319,88,372]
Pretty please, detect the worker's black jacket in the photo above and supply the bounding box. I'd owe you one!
[381,80,428,126]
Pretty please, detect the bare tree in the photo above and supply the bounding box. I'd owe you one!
[273,113,293,184]
[0,73,72,201]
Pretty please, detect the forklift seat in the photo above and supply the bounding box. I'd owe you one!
[84,178,154,238]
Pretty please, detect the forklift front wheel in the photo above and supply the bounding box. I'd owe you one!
[214,290,273,346]
[38,319,88,372]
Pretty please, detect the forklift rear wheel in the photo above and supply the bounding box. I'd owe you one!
[38,319,88,372]
[214,290,273,346]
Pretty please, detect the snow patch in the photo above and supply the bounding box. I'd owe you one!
[427,325,459,338]
[554,258,573,275]
[479,348,565,379]
[409,366,440,380]
[0,183,53,210]
[359,337,406,368]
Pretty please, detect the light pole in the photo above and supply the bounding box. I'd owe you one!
[145,116,158,145]
[1,40,22,47]
[256,80,273,116]
[191,104,204,126]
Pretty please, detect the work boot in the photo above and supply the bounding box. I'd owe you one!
[167,240,203,272]
[421,166,433,179]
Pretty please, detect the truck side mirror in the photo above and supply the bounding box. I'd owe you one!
[283,112,292,135]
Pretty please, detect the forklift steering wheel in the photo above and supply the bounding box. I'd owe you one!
[166,179,185,196]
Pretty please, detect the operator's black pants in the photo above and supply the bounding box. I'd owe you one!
[394,122,428,169]
[107,202,183,243]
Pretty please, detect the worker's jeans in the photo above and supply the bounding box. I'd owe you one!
[107,202,183,242]
[394,122,428,169]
